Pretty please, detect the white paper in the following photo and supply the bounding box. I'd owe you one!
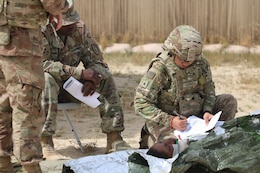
[204,111,222,131]
[174,111,223,140]
[63,77,101,108]
[64,149,178,173]
[250,109,260,115]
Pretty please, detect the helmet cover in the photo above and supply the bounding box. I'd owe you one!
[162,25,202,61]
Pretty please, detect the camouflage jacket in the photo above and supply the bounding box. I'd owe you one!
[42,20,110,82]
[0,0,68,56]
[134,51,216,128]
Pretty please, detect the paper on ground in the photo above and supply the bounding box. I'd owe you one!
[64,149,178,173]
[63,77,101,108]
[174,111,224,140]
[250,109,260,115]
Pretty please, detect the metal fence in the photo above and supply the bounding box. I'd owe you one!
[74,0,260,46]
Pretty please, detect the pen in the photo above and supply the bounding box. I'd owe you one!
[173,110,185,120]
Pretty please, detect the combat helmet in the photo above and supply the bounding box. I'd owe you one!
[62,0,80,26]
[162,25,202,61]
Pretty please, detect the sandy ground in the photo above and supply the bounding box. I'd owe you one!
[52,63,260,160]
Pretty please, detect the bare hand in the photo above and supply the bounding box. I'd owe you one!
[49,13,63,30]
[203,112,214,125]
[82,80,96,96]
[170,116,187,131]
[81,69,102,87]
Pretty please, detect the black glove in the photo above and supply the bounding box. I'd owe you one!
[81,69,102,87]
[82,80,96,96]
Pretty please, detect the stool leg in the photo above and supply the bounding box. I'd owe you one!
[62,109,85,153]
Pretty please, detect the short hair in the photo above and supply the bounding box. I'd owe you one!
[146,146,170,159]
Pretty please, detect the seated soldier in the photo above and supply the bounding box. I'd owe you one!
[134,25,237,148]
[41,6,130,160]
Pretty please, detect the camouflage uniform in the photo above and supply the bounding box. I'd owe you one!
[41,20,124,137]
[0,0,68,172]
[134,25,237,146]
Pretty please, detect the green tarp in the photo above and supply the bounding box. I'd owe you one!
[172,114,260,173]
[128,114,260,173]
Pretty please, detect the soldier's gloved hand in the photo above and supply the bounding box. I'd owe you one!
[81,69,102,87]
[82,80,96,96]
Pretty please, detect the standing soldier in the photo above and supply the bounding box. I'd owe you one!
[0,0,68,172]
[41,7,131,159]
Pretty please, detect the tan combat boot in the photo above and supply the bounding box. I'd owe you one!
[0,156,15,173]
[106,132,132,153]
[41,135,69,160]
[22,164,42,173]
[105,132,122,154]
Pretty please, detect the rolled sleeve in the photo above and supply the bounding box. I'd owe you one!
[43,60,84,81]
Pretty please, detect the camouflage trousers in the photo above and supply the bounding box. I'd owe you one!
[143,94,238,145]
[41,72,125,136]
[0,55,44,164]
